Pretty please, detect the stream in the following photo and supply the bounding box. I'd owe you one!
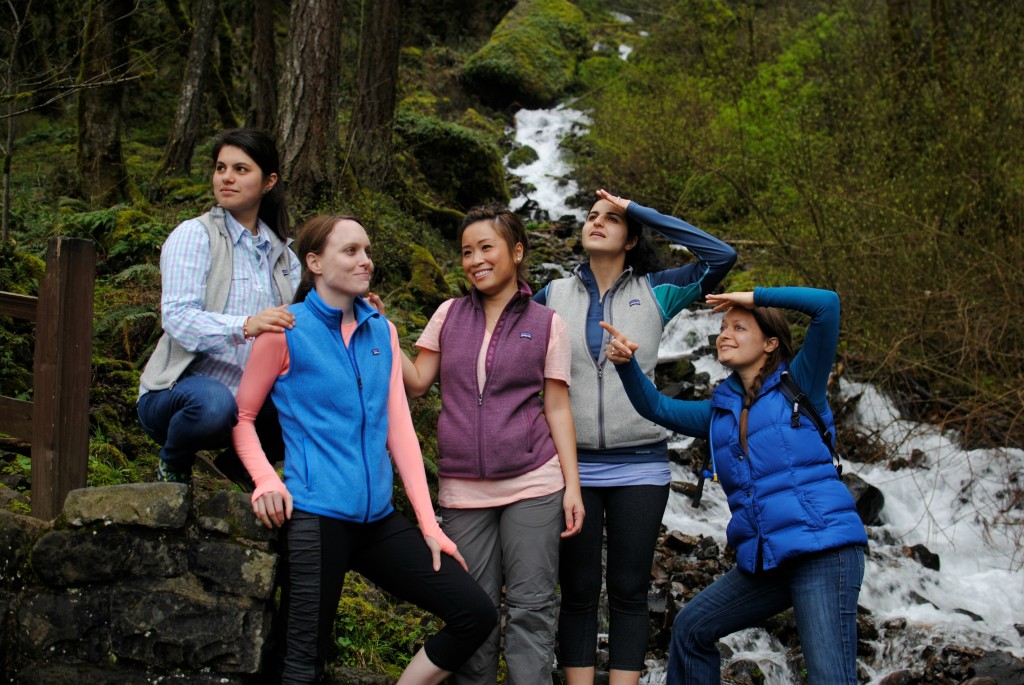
[506,69,1024,683]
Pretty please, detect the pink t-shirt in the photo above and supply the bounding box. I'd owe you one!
[416,299,571,509]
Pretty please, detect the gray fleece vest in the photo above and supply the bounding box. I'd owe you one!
[138,207,294,393]
[545,271,667,452]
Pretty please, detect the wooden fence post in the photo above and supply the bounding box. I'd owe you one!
[30,237,95,520]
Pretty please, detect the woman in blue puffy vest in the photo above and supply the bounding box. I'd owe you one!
[602,287,867,685]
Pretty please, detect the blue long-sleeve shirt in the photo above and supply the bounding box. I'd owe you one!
[613,286,840,438]
[535,201,737,362]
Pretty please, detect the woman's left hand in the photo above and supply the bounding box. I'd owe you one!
[595,188,631,211]
[706,291,754,312]
[424,535,469,572]
[561,488,585,538]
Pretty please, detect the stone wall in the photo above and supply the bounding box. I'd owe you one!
[0,484,279,684]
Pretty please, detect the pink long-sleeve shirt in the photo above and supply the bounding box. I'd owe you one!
[232,318,454,553]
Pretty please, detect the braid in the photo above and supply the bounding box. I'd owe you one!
[739,361,778,453]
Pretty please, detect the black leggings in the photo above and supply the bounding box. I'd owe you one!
[558,484,670,671]
[277,509,495,684]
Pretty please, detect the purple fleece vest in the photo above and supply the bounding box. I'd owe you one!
[437,284,556,479]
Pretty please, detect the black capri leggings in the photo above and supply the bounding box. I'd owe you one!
[277,509,495,684]
[558,484,670,671]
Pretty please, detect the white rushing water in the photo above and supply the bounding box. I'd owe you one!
[508,27,1023,681]
[508,105,591,222]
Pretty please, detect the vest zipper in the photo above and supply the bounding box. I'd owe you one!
[342,319,372,523]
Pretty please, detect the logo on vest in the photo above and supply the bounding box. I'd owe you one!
[371,348,380,355]
[520,332,533,340]
[629,298,641,307]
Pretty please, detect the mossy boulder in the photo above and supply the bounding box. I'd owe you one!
[407,244,453,310]
[461,0,587,109]
[507,144,539,169]
[394,110,509,211]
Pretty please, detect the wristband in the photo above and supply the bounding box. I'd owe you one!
[243,316,255,340]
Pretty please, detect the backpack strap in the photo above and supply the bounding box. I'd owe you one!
[779,371,843,476]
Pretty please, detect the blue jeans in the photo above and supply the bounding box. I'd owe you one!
[137,375,283,473]
[669,544,865,685]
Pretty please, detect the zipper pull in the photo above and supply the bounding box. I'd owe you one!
[478,393,483,406]
[357,376,363,389]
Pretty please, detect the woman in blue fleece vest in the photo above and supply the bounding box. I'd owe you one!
[233,215,495,684]
[603,287,867,685]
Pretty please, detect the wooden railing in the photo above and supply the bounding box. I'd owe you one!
[0,237,95,520]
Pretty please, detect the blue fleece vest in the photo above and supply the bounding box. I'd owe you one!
[272,289,395,522]
[437,284,556,479]
[710,364,868,572]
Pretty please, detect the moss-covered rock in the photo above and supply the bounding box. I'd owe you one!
[407,244,453,310]
[461,0,587,109]
[394,110,509,210]
[507,144,539,169]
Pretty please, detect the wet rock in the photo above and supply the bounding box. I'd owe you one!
[954,607,984,622]
[908,590,941,610]
[722,658,767,684]
[903,543,941,571]
[842,471,885,525]
[662,530,700,555]
[878,670,916,685]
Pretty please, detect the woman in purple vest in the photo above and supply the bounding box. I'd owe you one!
[401,206,585,685]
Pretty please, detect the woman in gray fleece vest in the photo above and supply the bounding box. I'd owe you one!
[137,129,300,485]
[535,189,737,685]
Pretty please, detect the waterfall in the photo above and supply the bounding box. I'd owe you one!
[505,17,1023,678]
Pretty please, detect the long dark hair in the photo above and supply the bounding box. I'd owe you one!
[623,215,663,277]
[459,205,530,283]
[291,214,363,303]
[212,128,291,240]
[738,306,796,450]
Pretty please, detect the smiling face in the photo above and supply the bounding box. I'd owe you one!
[716,308,779,372]
[212,145,275,219]
[582,199,636,257]
[306,219,374,301]
[461,219,523,298]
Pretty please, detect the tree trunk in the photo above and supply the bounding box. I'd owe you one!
[159,0,220,177]
[349,0,401,190]
[276,0,344,206]
[246,0,279,132]
[211,8,239,129]
[77,0,133,206]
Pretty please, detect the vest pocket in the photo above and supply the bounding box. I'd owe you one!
[797,491,827,529]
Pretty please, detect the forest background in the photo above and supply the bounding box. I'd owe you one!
[1,0,1022,676]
